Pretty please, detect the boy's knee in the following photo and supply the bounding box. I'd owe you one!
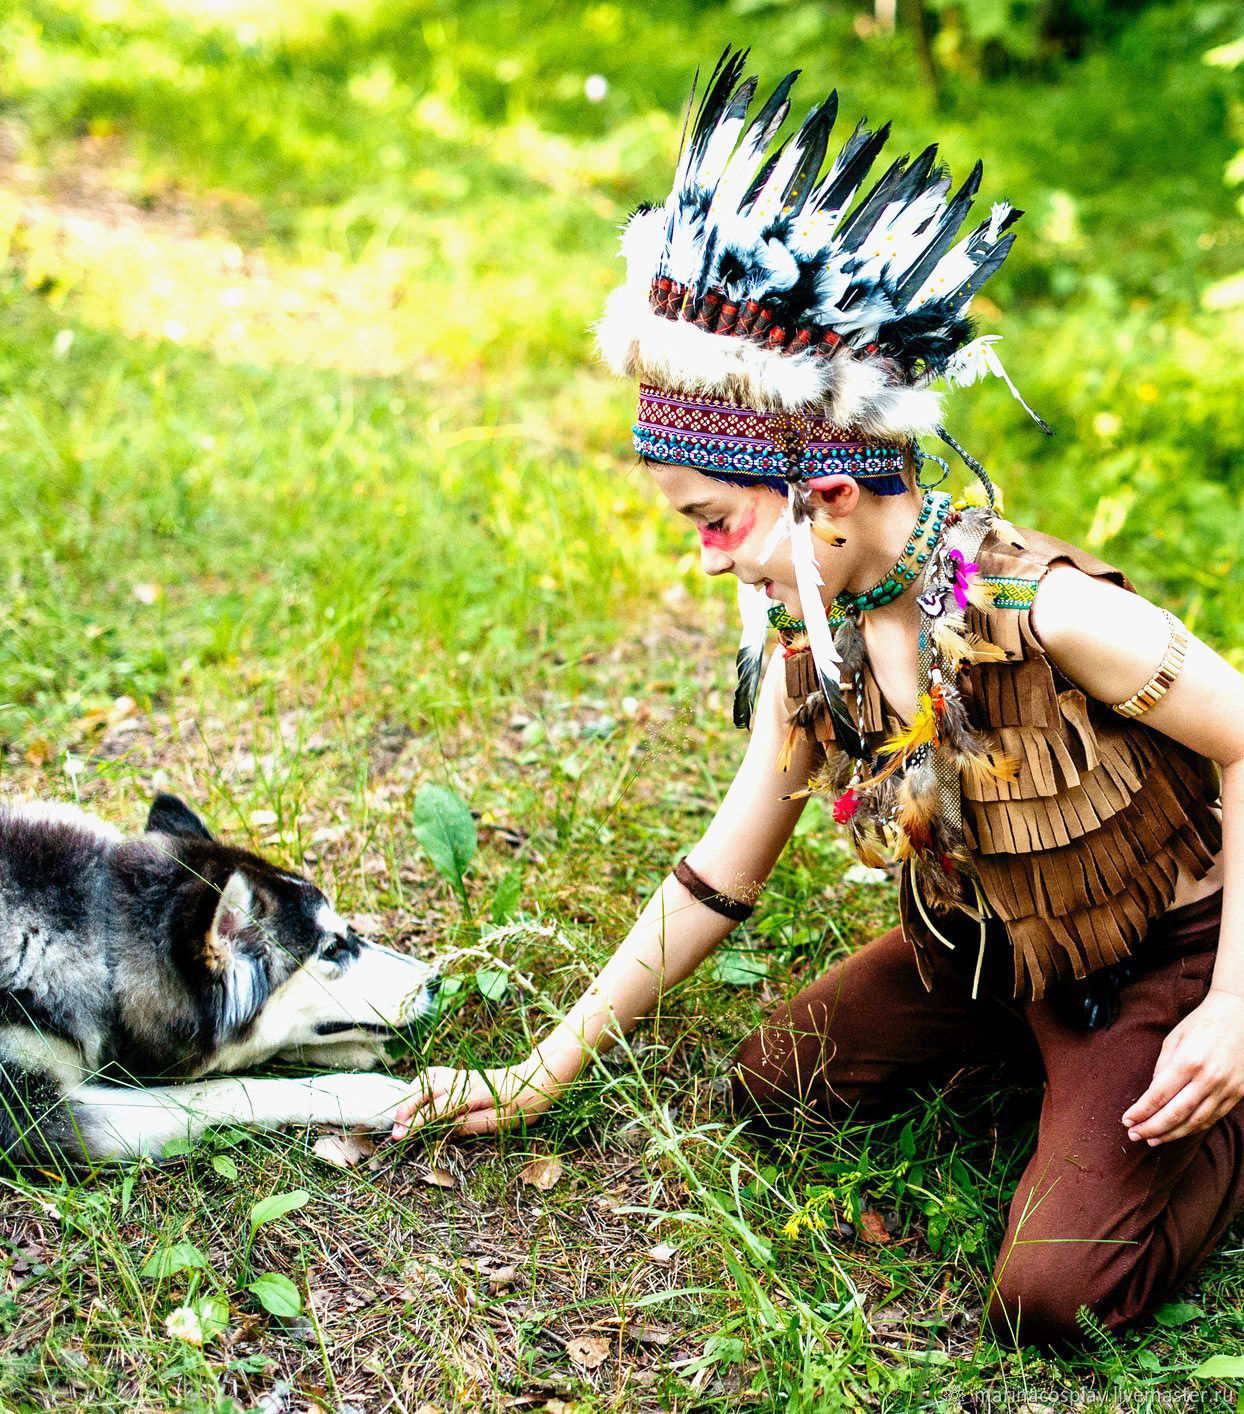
[986,1246,1121,1348]
[730,1023,854,1136]
[730,1030,796,1130]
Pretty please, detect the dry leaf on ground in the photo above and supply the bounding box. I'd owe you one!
[312,1132,376,1169]
[518,1156,564,1191]
[419,1165,456,1189]
[858,1209,892,1245]
[646,1242,677,1263]
[566,1335,609,1369]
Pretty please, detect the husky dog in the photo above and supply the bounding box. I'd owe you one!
[0,794,436,1170]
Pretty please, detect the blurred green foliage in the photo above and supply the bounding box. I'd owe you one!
[0,0,1241,735]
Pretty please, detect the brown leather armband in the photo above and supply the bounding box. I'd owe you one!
[673,857,755,923]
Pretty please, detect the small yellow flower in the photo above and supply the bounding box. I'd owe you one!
[782,1214,803,1239]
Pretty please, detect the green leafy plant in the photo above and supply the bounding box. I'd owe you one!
[413,783,477,913]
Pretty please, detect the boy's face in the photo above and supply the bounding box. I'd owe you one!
[647,461,839,611]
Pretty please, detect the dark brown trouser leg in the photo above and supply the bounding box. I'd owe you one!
[731,924,1025,1136]
[986,937,1244,1347]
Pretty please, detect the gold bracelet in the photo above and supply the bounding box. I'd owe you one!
[1111,608,1188,718]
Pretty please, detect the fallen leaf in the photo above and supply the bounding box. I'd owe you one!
[487,1265,520,1292]
[518,1156,563,1191]
[646,1242,677,1263]
[419,1165,456,1189]
[413,1405,444,1414]
[132,582,163,605]
[249,808,279,827]
[566,1335,609,1370]
[858,1209,891,1245]
[312,1132,376,1170]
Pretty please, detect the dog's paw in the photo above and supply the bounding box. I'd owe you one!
[309,1072,414,1130]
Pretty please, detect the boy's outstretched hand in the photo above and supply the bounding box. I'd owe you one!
[1122,989,1244,1145]
[390,1059,562,1139]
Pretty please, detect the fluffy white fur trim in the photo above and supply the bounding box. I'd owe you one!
[595,288,944,440]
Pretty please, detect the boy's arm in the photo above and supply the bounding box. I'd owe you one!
[392,649,821,1137]
[1030,565,1244,1147]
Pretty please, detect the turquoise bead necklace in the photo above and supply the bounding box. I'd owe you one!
[834,489,951,615]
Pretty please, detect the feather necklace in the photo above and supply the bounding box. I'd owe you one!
[788,500,1023,990]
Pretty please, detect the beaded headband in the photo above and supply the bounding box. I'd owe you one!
[633,385,908,494]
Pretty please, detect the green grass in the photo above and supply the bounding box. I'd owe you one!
[1,0,1244,1409]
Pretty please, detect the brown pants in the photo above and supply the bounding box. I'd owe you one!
[732,890,1244,1347]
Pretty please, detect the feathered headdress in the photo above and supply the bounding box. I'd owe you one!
[597,48,1048,739]
[598,46,1047,439]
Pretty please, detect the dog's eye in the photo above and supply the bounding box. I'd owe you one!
[320,932,359,965]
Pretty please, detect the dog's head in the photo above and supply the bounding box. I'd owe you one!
[140,793,438,1075]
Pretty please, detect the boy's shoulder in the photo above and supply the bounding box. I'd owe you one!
[974,522,1132,600]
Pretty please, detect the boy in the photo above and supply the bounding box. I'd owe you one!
[393,51,1244,1345]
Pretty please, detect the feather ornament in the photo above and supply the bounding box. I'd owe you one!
[879,694,937,759]
[932,621,1008,674]
[896,755,938,837]
[777,722,802,774]
[989,515,1028,550]
[733,579,772,729]
[958,748,1022,791]
[805,749,856,800]
[941,335,1053,435]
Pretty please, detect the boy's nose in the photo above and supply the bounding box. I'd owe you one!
[700,544,733,576]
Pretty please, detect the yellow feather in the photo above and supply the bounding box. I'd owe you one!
[932,622,975,674]
[879,695,936,758]
[934,621,1009,673]
[964,577,995,611]
[958,749,1023,792]
[777,723,800,774]
[967,635,1009,663]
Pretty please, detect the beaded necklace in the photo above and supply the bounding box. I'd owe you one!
[831,490,949,614]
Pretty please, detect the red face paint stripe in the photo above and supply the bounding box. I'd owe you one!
[698,504,755,551]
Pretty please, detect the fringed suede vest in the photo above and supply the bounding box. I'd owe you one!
[784,527,1223,1000]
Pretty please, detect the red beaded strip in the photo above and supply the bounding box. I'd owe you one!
[649,278,877,357]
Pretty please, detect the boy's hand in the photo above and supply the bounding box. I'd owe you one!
[1123,989,1244,1145]
[390,1059,562,1139]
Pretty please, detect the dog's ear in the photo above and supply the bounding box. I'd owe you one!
[147,793,215,840]
[206,870,268,1035]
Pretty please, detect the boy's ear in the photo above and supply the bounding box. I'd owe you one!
[205,870,268,1035]
[802,472,860,516]
[147,793,215,840]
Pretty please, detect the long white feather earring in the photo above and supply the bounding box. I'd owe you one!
[787,496,842,691]
[733,579,772,729]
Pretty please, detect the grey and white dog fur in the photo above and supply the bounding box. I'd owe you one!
[0,794,436,1172]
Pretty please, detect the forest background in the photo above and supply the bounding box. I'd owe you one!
[0,0,1242,1410]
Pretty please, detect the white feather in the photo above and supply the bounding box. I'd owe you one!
[736,578,771,666]
[908,220,987,309]
[789,510,842,687]
[986,201,1011,243]
[943,334,1045,427]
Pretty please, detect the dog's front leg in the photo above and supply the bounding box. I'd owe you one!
[65,1073,414,1161]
